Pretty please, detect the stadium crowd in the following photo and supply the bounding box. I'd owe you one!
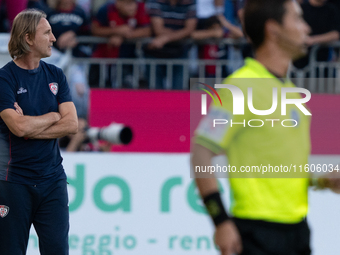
[1,0,340,89]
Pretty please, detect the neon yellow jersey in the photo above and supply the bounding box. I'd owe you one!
[195,58,311,224]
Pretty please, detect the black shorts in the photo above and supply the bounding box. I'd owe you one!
[233,217,311,255]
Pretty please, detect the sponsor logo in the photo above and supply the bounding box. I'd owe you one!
[0,205,9,218]
[17,87,27,94]
[199,84,311,128]
[49,82,58,95]
[201,84,311,116]
[198,82,222,115]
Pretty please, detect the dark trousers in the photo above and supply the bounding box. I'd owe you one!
[233,218,311,255]
[0,179,69,255]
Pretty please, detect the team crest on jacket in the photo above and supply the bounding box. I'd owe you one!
[0,205,9,218]
[49,82,58,95]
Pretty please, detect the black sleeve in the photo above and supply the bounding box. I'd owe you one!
[327,4,340,33]
[0,76,16,113]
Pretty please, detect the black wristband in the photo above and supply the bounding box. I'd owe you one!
[203,192,229,227]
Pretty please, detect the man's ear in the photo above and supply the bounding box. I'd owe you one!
[265,19,281,42]
[25,33,33,46]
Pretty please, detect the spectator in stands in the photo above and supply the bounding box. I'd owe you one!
[0,0,27,30]
[48,0,91,118]
[28,0,90,54]
[193,0,243,40]
[191,0,223,41]
[191,15,223,78]
[30,0,91,119]
[146,0,197,89]
[294,0,340,70]
[50,0,90,54]
[191,0,243,77]
[30,0,91,17]
[90,0,151,88]
[67,64,89,119]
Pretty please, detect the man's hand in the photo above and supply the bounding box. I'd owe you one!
[148,35,169,49]
[28,102,78,139]
[14,102,23,116]
[108,35,124,47]
[305,36,316,46]
[111,24,133,37]
[305,31,340,47]
[57,31,78,49]
[215,221,242,255]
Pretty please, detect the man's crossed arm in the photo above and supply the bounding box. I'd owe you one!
[0,101,78,139]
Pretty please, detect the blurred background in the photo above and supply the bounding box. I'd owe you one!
[0,0,340,254]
